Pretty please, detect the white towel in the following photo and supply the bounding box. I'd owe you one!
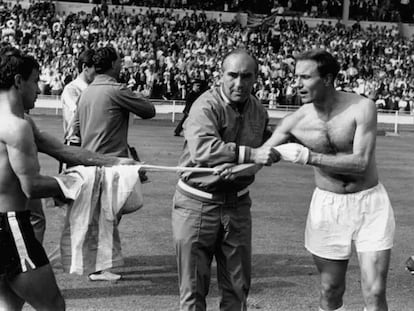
[54,165,143,275]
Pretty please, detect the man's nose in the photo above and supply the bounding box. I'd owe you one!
[234,76,243,87]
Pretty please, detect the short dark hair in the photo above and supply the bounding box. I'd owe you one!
[77,49,95,73]
[93,46,118,74]
[0,46,39,90]
[221,49,259,75]
[295,49,340,81]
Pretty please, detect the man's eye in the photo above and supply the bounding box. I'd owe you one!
[241,74,252,79]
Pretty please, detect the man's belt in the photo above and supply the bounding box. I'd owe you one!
[177,179,249,203]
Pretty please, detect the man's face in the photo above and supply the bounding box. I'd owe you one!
[221,53,256,103]
[21,68,41,110]
[294,60,326,104]
[193,83,201,92]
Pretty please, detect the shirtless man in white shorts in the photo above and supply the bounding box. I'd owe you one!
[258,49,395,311]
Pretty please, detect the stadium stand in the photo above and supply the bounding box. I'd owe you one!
[0,0,413,114]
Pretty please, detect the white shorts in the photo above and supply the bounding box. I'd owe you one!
[305,183,395,260]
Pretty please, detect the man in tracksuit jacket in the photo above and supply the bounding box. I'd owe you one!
[172,49,280,311]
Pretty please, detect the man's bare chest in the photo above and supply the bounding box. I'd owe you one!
[291,116,356,154]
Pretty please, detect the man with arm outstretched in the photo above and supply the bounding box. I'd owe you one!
[258,49,395,311]
[0,47,136,311]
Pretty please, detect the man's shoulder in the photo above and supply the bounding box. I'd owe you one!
[62,78,85,95]
[250,94,266,107]
[62,82,81,96]
[95,80,123,88]
[1,114,25,128]
[91,75,122,88]
[340,90,373,105]
[336,92,377,120]
[193,88,216,104]
[281,104,309,125]
[0,115,30,143]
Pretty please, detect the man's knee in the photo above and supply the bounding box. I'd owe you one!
[361,281,387,306]
[35,291,65,311]
[49,292,65,311]
[320,281,346,305]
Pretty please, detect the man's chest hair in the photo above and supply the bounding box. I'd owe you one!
[291,113,356,154]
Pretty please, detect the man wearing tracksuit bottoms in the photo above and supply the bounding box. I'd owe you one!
[172,49,280,311]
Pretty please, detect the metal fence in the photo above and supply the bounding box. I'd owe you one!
[32,95,414,134]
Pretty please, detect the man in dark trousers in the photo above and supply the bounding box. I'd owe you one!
[174,79,202,136]
[172,49,280,310]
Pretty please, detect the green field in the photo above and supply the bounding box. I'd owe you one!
[28,115,414,311]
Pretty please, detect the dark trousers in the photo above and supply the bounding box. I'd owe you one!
[172,190,252,311]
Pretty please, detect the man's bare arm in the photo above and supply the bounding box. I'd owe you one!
[26,115,136,167]
[307,100,377,174]
[5,119,64,199]
[249,112,297,164]
[263,112,296,147]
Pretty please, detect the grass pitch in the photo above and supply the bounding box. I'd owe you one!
[27,115,414,311]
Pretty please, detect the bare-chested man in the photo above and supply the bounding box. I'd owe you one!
[259,49,395,311]
[0,47,135,310]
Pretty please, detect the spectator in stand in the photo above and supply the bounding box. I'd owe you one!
[268,86,279,109]
[0,0,414,113]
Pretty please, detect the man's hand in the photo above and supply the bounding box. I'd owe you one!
[214,163,237,181]
[214,163,263,181]
[116,157,139,165]
[250,146,281,165]
[274,143,310,165]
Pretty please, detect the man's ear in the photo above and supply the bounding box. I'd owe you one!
[14,74,22,89]
[324,73,334,86]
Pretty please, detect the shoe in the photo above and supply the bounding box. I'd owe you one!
[405,256,414,274]
[88,271,122,281]
[174,133,180,137]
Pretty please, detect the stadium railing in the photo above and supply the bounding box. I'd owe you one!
[32,95,414,134]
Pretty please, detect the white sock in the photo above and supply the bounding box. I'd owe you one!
[319,305,346,311]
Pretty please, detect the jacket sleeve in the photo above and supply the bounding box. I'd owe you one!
[113,84,156,119]
[184,98,252,167]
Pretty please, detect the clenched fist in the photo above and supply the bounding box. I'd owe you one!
[250,146,281,165]
[274,143,310,165]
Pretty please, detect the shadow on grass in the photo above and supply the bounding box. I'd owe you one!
[62,253,358,299]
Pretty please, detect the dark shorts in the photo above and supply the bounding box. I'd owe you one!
[0,211,49,279]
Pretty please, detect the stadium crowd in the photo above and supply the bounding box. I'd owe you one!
[0,0,413,113]
[61,0,414,23]
[271,0,410,22]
